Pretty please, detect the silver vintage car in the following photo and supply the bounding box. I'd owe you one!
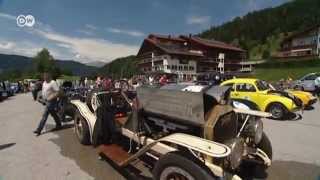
[293,73,320,92]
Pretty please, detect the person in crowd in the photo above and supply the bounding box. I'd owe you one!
[214,74,221,85]
[84,77,88,88]
[95,76,102,89]
[148,75,154,85]
[79,77,85,87]
[102,76,113,91]
[30,81,37,100]
[17,81,22,93]
[159,74,168,86]
[33,72,62,136]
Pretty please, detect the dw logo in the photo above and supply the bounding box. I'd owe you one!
[16,14,35,27]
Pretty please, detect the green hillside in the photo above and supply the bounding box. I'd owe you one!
[99,55,140,79]
[0,54,98,76]
[254,59,320,81]
[200,0,320,60]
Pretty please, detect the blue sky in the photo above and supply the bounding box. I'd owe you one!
[0,0,289,63]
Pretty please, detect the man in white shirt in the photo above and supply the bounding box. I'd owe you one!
[34,72,62,136]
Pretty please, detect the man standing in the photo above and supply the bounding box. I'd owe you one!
[33,72,62,136]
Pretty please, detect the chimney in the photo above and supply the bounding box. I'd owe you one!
[189,33,192,38]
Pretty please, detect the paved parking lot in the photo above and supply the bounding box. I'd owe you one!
[0,93,320,180]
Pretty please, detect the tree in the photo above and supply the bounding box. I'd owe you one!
[262,49,271,59]
[33,48,61,78]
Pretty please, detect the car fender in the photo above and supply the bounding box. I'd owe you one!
[71,100,97,141]
[261,96,295,112]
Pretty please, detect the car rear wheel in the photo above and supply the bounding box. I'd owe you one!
[268,103,286,120]
[153,151,217,180]
[74,110,91,145]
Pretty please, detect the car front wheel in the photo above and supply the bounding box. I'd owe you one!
[74,110,91,145]
[268,103,286,120]
[153,151,217,180]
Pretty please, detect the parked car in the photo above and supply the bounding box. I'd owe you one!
[10,83,20,94]
[292,73,320,92]
[267,81,317,108]
[221,78,303,119]
[70,84,272,180]
[0,82,8,101]
[0,87,7,101]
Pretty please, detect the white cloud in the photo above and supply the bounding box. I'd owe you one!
[186,15,211,25]
[0,12,16,20]
[85,24,97,30]
[0,42,15,49]
[107,27,145,37]
[0,40,53,58]
[34,29,139,62]
[0,12,139,63]
[77,29,94,36]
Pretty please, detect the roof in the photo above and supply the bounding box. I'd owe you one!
[142,36,204,57]
[282,25,320,43]
[137,34,246,57]
[149,34,185,42]
[221,78,258,85]
[180,35,246,52]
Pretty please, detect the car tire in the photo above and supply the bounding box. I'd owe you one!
[257,132,272,160]
[86,91,95,112]
[268,103,286,120]
[153,151,217,180]
[74,110,91,145]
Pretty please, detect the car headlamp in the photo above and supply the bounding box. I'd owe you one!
[243,118,263,144]
[253,119,263,144]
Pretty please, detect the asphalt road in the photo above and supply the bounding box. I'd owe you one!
[0,93,320,180]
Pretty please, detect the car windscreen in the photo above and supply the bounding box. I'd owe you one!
[255,80,269,91]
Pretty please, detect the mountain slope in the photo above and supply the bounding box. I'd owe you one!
[85,61,106,67]
[200,0,320,59]
[99,55,140,78]
[0,54,97,76]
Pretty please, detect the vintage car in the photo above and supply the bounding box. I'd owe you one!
[71,84,272,180]
[221,78,303,119]
[292,72,320,92]
[268,82,317,108]
[0,85,8,101]
[288,90,317,107]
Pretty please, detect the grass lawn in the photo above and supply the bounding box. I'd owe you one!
[253,59,320,81]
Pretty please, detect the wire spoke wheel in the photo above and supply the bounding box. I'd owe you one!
[75,116,83,139]
[160,167,194,180]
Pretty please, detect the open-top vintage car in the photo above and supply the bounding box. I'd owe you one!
[71,84,272,180]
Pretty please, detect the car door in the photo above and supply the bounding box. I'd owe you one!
[234,83,260,106]
[300,74,317,91]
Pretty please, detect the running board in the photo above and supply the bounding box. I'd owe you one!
[98,144,132,166]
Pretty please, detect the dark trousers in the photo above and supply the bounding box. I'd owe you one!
[36,100,61,133]
[32,90,38,101]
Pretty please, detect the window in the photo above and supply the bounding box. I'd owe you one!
[304,74,317,81]
[184,65,188,70]
[189,66,194,71]
[255,80,269,91]
[172,65,177,70]
[223,83,234,91]
[236,83,256,92]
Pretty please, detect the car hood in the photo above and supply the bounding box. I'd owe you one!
[267,89,303,107]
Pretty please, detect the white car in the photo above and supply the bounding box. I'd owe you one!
[293,73,320,92]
